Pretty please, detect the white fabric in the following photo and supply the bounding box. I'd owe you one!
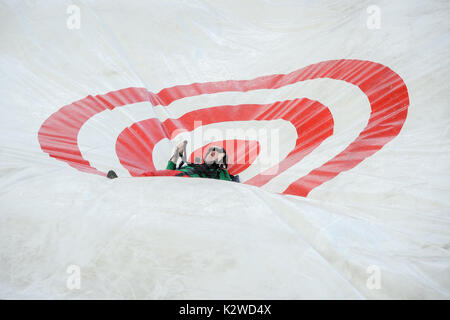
[0,0,449,299]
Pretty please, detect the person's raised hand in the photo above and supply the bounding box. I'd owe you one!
[176,140,187,156]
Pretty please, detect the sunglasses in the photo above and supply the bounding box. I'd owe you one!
[209,146,225,153]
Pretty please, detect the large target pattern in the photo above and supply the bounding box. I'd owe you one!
[38,59,409,197]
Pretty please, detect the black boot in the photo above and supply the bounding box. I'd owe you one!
[107,170,118,179]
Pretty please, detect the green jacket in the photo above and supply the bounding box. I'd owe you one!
[166,160,232,181]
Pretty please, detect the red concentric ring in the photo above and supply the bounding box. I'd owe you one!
[37,59,409,197]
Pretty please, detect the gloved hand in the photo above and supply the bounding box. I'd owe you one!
[176,141,186,156]
[170,140,187,163]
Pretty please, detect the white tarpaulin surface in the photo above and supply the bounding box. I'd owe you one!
[0,0,449,299]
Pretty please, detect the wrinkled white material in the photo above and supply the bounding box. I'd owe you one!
[0,0,449,299]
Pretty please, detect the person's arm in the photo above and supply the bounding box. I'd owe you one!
[166,160,177,170]
[220,169,232,181]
